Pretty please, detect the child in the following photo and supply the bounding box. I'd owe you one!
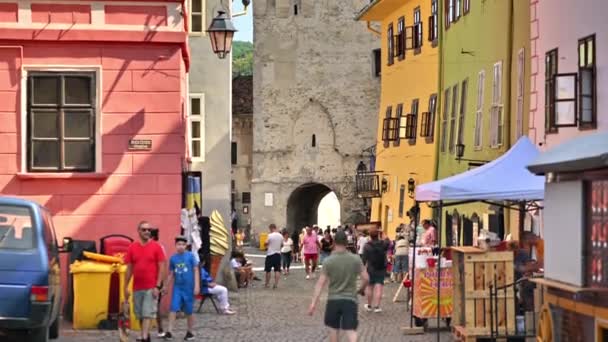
[164,236,200,341]
[200,259,236,315]
[236,229,244,249]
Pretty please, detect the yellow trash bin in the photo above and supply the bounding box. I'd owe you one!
[259,232,268,251]
[70,261,145,331]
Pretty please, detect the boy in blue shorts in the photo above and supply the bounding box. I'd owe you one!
[164,236,199,341]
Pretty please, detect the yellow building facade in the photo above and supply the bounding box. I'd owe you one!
[357,0,440,238]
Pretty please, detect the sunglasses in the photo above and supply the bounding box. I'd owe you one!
[139,228,151,232]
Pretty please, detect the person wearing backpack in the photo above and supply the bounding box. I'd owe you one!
[362,229,389,313]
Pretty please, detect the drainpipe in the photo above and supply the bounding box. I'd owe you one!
[365,21,382,37]
[505,0,514,149]
[433,1,445,212]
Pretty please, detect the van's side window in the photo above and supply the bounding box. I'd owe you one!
[42,210,57,254]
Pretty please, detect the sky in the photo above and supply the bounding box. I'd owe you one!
[233,2,253,42]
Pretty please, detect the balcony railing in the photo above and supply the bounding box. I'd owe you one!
[355,171,382,198]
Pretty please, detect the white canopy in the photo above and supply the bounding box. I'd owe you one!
[415,137,545,202]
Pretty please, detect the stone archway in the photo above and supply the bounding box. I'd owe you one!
[286,183,340,233]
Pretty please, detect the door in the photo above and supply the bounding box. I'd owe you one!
[445,212,453,246]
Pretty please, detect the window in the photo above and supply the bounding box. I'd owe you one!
[445,0,452,28]
[421,94,437,139]
[413,8,423,53]
[553,73,577,127]
[449,84,458,153]
[398,185,405,218]
[440,88,450,152]
[382,106,398,145]
[0,205,35,249]
[454,0,461,20]
[231,180,235,191]
[516,48,525,139]
[189,94,204,160]
[463,0,470,14]
[387,23,394,66]
[588,180,608,288]
[231,142,237,165]
[27,72,96,172]
[189,0,204,34]
[579,35,596,128]
[397,17,405,60]
[457,79,468,146]
[311,134,316,147]
[372,49,382,77]
[395,104,404,145]
[474,70,485,149]
[429,0,438,44]
[242,192,251,204]
[490,62,503,147]
[405,99,419,142]
[545,49,558,132]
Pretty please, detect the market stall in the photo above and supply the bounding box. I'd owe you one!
[526,132,608,342]
[408,137,545,341]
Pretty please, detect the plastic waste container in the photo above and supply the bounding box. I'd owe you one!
[259,232,268,251]
[70,261,143,331]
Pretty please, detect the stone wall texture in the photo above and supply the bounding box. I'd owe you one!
[251,0,380,234]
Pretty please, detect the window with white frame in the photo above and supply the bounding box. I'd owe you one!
[449,84,458,153]
[516,48,525,139]
[27,72,97,172]
[189,94,204,160]
[474,70,485,149]
[190,0,205,34]
[490,61,503,147]
[440,88,450,153]
[457,78,468,146]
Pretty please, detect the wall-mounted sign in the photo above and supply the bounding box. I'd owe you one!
[264,193,273,207]
[128,139,152,151]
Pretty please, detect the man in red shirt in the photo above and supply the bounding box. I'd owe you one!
[124,221,167,342]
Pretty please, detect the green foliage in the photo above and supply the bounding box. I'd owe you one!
[232,41,253,77]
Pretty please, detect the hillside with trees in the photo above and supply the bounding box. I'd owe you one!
[232,41,253,77]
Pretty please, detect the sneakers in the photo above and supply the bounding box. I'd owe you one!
[305,275,310,280]
[223,308,236,315]
[184,331,195,341]
[364,304,373,312]
[157,331,167,338]
[373,307,383,313]
[163,332,173,340]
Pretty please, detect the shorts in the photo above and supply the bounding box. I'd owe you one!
[304,253,318,262]
[393,255,409,274]
[368,271,385,285]
[324,299,358,331]
[170,287,194,315]
[265,253,281,272]
[133,289,158,320]
[320,252,330,264]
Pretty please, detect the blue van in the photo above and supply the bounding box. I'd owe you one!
[0,197,72,342]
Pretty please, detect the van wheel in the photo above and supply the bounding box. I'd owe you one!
[49,316,60,339]
[28,327,49,342]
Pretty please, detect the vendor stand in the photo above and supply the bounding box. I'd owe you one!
[407,137,545,341]
[527,132,608,342]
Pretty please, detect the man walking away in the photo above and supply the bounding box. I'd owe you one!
[362,229,388,313]
[393,235,409,283]
[308,231,369,342]
[124,221,167,342]
[301,226,321,280]
[264,224,283,289]
[164,236,199,341]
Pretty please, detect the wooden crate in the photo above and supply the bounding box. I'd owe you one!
[452,247,516,337]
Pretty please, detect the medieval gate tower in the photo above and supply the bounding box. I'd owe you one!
[251,0,380,235]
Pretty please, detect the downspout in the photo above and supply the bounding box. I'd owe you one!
[433,0,445,224]
[366,21,382,37]
[505,0,515,237]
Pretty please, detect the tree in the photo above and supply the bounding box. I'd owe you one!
[232,41,253,77]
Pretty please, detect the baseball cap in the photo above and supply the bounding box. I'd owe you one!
[175,235,188,243]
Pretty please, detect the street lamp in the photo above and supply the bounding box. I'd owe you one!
[455,142,489,166]
[407,178,416,197]
[207,11,237,59]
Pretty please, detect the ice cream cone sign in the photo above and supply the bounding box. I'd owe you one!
[210,210,230,256]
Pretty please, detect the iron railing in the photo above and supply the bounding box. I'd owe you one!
[355,171,382,198]
[489,276,542,340]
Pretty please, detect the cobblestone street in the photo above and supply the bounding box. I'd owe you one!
[54,253,451,342]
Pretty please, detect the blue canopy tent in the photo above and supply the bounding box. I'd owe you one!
[407,137,545,336]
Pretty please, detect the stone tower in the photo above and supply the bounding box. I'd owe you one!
[251,0,380,234]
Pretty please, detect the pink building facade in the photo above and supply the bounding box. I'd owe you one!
[528,0,607,149]
[0,0,188,255]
